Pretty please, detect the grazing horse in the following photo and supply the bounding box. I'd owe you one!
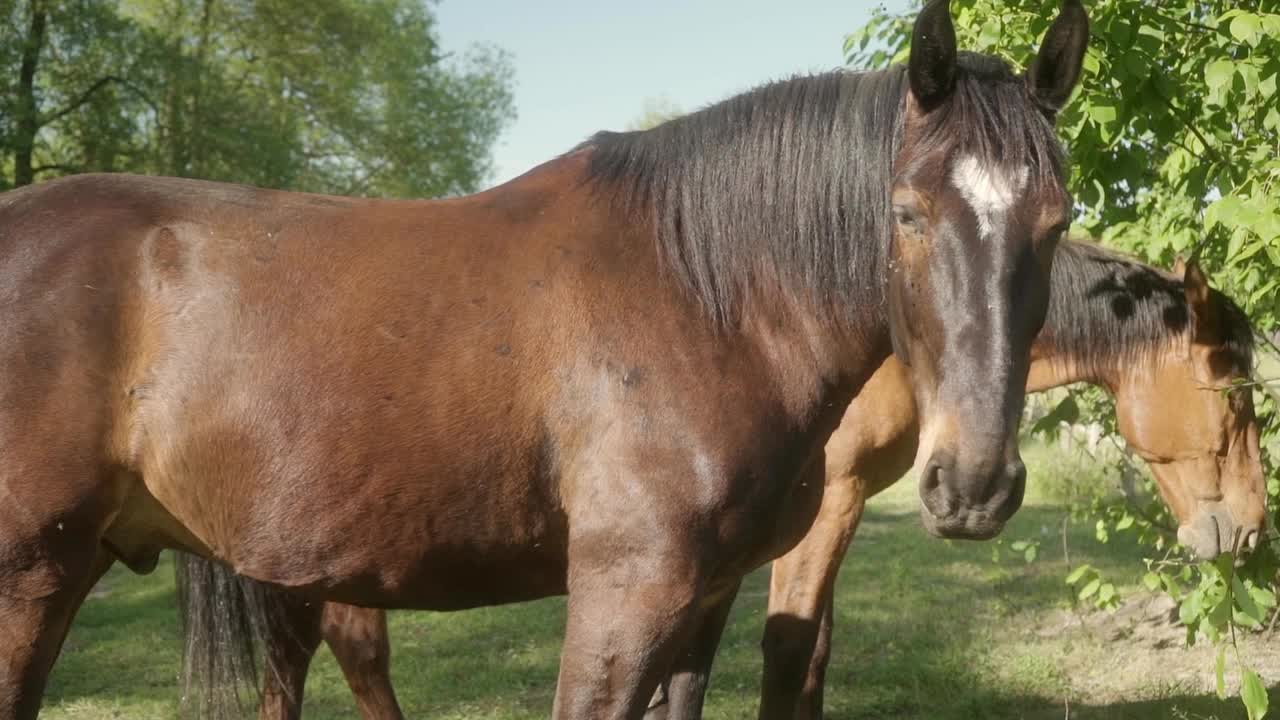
[0,0,1088,717]
[180,241,1266,720]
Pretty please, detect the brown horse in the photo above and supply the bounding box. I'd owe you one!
[181,240,1265,720]
[0,0,1089,716]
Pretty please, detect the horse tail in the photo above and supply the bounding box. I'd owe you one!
[174,552,293,720]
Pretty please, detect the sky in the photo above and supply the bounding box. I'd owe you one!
[435,0,911,189]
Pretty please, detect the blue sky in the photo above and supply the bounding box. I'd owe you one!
[435,0,911,188]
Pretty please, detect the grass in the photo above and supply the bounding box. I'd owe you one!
[39,442,1280,719]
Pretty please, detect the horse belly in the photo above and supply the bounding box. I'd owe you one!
[144,437,572,610]
[268,475,571,610]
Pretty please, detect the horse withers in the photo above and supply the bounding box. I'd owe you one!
[0,0,1087,717]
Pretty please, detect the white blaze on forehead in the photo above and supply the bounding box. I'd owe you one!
[950,155,1030,238]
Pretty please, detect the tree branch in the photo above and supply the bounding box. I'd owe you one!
[1156,11,1216,34]
[1149,83,1227,169]
[32,163,80,176]
[39,75,162,127]
[39,76,122,127]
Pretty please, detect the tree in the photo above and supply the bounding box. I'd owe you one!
[0,0,516,197]
[847,3,1279,718]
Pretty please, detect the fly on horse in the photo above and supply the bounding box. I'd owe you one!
[176,240,1267,720]
[0,0,1088,717]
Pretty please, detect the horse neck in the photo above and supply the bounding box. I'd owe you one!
[1026,241,1188,396]
[739,295,893,431]
[1025,351,1108,394]
[1024,324,1182,392]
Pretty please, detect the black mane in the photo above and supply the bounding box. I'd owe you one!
[1044,240,1254,377]
[579,54,1067,328]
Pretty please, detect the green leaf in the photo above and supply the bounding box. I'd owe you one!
[1208,594,1232,627]
[1216,646,1227,699]
[1136,23,1164,41]
[978,18,1001,48]
[1239,64,1261,98]
[1110,19,1133,46]
[1249,585,1277,609]
[1079,577,1102,601]
[1241,667,1268,720]
[1082,48,1101,76]
[1251,278,1279,304]
[1031,396,1079,437]
[1122,51,1146,77]
[1098,583,1116,604]
[1205,60,1236,92]
[1229,14,1262,46]
[1261,73,1277,100]
[1143,571,1162,591]
[1266,106,1280,131]
[1234,576,1265,626]
[1088,104,1118,125]
[1065,564,1092,585]
[1116,513,1135,531]
[1207,196,1245,230]
[1024,544,1038,563]
[1200,615,1222,644]
[1181,592,1205,626]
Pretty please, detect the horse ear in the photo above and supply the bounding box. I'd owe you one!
[1172,255,1188,277]
[1182,259,1220,344]
[1026,0,1089,114]
[908,0,957,112]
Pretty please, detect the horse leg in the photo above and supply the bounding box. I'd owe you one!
[758,474,866,720]
[552,551,705,720]
[321,603,405,720]
[257,594,324,720]
[0,503,116,719]
[797,593,835,719]
[644,581,740,720]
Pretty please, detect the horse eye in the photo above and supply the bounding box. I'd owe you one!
[893,204,922,230]
[1046,222,1070,246]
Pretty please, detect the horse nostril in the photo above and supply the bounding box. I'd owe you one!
[921,459,942,493]
[919,457,958,520]
[1008,459,1027,487]
[989,459,1027,523]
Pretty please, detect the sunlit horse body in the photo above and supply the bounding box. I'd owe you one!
[0,1,1089,717]
[185,240,1265,720]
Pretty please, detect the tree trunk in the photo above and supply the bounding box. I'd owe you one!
[189,0,216,177]
[14,0,48,187]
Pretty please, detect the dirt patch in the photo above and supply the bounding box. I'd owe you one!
[1030,593,1280,705]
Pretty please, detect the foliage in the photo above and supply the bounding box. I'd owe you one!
[0,0,516,196]
[846,2,1280,717]
[627,96,683,131]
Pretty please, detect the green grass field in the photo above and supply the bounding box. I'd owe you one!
[39,443,1280,719]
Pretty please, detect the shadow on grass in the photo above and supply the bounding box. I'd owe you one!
[40,495,1276,720]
